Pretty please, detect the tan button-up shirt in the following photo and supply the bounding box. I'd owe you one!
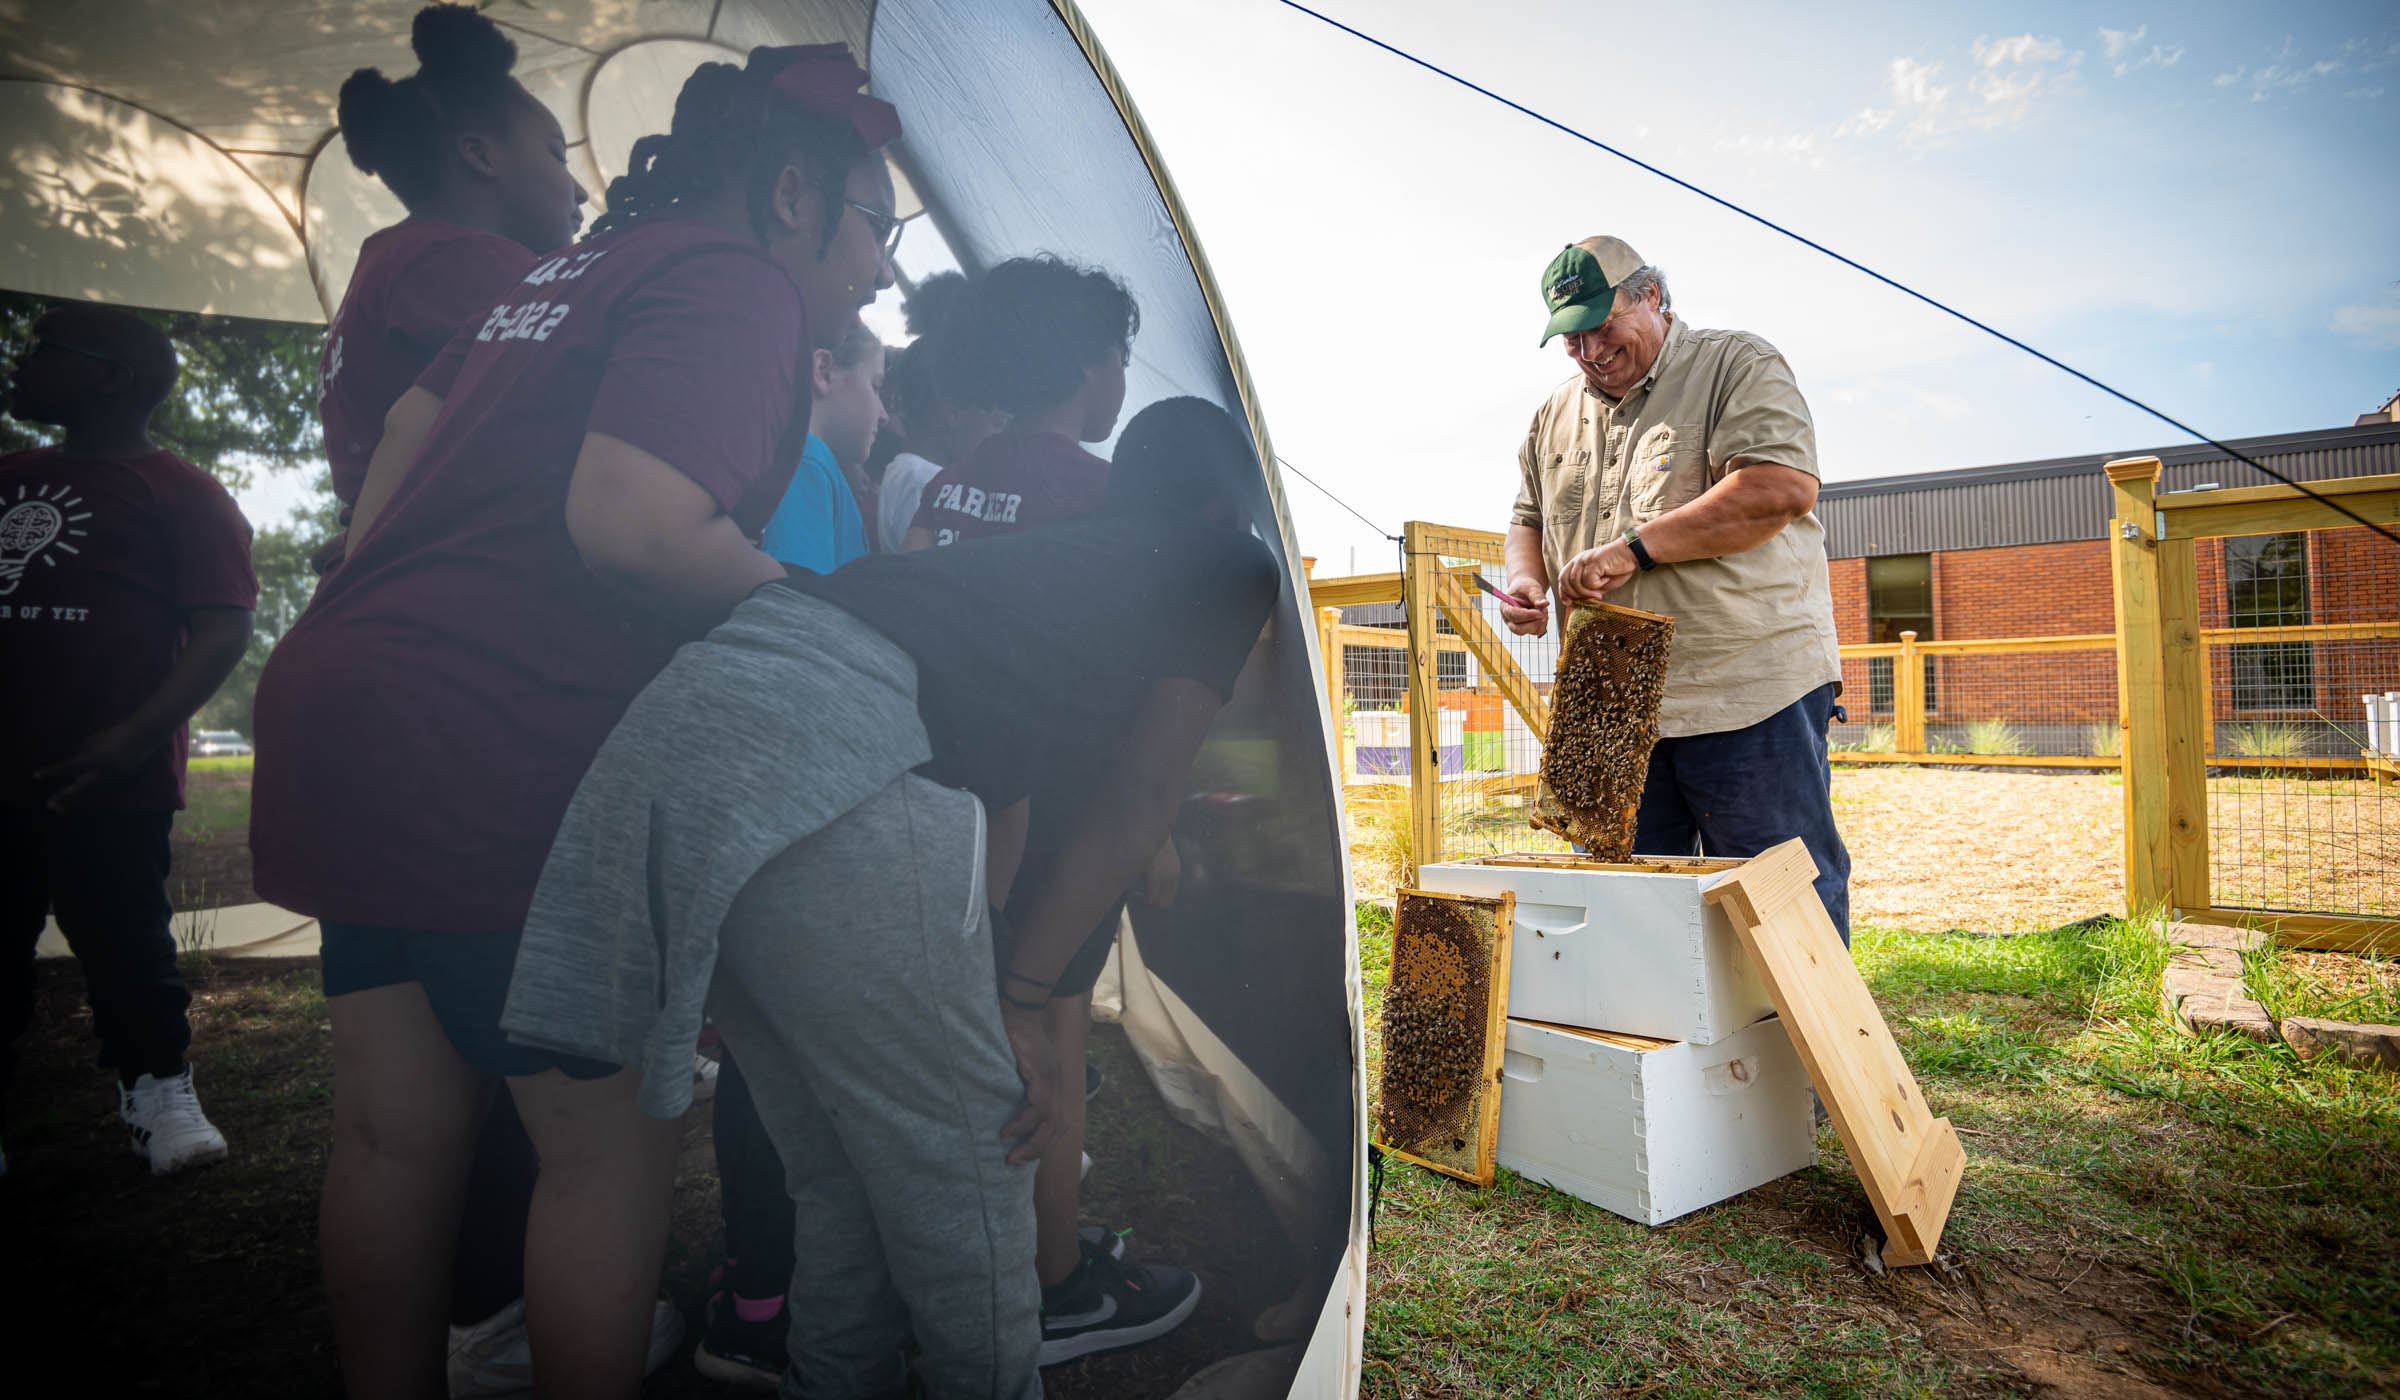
[1512,315,1841,737]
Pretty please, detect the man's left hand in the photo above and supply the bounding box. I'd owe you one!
[1556,539,1638,602]
[34,725,152,812]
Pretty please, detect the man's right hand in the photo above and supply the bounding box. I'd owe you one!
[1499,576,1552,636]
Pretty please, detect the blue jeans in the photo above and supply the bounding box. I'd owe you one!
[1634,683,1852,943]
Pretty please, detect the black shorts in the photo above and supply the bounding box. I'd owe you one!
[319,921,619,1080]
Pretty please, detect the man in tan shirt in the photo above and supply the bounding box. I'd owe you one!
[1500,235,1851,936]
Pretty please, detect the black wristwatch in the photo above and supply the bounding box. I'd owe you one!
[1622,526,1659,572]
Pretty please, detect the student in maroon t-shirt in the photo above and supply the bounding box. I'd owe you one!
[315,8,606,1384]
[0,305,257,1180]
[902,255,1136,551]
[250,45,901,1398]
[315,5,587,559]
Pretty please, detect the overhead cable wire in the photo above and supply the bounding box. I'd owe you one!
[1275,0,2400,548]
[1276,453,1399,541]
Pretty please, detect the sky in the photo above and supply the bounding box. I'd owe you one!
[230,2,2399,575]
[1061,0,2400,575]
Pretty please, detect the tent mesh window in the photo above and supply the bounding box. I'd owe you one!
[1533,603,1676,859]
[1375,890,1506,1181]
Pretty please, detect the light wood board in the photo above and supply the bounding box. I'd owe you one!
[1703,839,1965,1266]
[1376,887,1515,1186]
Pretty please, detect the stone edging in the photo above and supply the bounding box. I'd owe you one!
[2160,922,2400,1071]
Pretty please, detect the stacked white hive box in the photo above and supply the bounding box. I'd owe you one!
[1415,854,1816,1224]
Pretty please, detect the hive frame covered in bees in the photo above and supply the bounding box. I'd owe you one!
[1375,887,1515,1186]
[1533,601,1676,858]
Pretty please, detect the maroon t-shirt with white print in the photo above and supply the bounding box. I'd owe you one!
[252,217,807,930]
[319,221,535,507]
[0,448,257,811]
[909,431,1108,547]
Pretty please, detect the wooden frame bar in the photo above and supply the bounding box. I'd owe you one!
[2178,908,2400,957]
[1402,523,1443,881]
[2157,472,2400,541]
[1306,571,1405,609]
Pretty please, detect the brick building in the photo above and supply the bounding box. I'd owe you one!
[1816,419,2400,756]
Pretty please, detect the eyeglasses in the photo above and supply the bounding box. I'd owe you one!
[843,198,905,262]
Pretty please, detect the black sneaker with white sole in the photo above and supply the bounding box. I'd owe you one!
[1038,1236,1200,1366]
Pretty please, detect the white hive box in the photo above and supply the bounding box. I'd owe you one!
[1416,853,1774,1044]
[1497,1015,1815,1225]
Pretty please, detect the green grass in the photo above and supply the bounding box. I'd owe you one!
[1960,717,2032,756]
[1831,722,1896,754]
[1361,903,2400,1397]
[2244,940,2400,1026]
[2226,722,2312,759]
[177,760,253,841]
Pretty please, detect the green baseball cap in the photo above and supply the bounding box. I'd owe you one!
[1538,235,1646,345]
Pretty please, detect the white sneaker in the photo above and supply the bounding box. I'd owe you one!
[449,1296,686,1398]
[119,1066,228,1175]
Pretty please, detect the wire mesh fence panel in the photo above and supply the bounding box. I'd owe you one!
[1413,524,1575,867]
[2197,524,2400,918]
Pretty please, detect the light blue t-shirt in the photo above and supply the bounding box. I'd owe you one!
[760,434,868,574]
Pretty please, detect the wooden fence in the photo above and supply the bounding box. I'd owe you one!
[2107,456,2400,954]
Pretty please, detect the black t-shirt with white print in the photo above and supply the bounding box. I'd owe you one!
[777,512,1279,809]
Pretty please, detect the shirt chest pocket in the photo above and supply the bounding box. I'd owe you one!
[1628,422,1710,521]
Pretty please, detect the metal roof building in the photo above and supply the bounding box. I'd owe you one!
[1815,420,2400,558]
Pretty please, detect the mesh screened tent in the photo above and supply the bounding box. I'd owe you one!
[0,1,1366,1393]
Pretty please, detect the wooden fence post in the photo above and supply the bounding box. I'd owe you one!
[1896,631,1926,755]
[1402,523,1442,880]
[2158,530,2211,914]
[2108,456,2174,914]
[1319,605,1346,773]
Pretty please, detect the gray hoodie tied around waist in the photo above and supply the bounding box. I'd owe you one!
[502,586,931,1119]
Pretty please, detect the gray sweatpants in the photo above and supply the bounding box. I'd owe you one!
[708,773,1042,1400]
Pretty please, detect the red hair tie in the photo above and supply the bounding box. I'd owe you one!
[765,43,902,149]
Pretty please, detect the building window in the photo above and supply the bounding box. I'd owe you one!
[2225,532,2312,711]
[1866,553,1937,714]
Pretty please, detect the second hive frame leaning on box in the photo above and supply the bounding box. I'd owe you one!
[1375,887,1515,1185]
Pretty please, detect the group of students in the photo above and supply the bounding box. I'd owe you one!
[2,8,1283,1399]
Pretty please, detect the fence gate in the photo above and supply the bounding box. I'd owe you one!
[2108,455,2400,952]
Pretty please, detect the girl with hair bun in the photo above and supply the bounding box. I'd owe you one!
[320,12,618,1393]
[252,42,900,1399]
[321,3,585,521]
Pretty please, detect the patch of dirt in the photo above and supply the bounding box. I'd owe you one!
[169,829,256,911]
[1727,1179,2253,1400]
[1834,768,2127,933]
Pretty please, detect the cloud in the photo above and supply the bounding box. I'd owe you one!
[2099,25,2184,77]
[1974,34,2065,68]
[2332,303,2400,351]
[1840,36,2081,145]
[2214,35,2376,100]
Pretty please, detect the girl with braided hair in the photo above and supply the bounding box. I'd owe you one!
[251,43,899,1400]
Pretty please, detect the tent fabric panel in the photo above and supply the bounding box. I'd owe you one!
[0,79,321,321]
